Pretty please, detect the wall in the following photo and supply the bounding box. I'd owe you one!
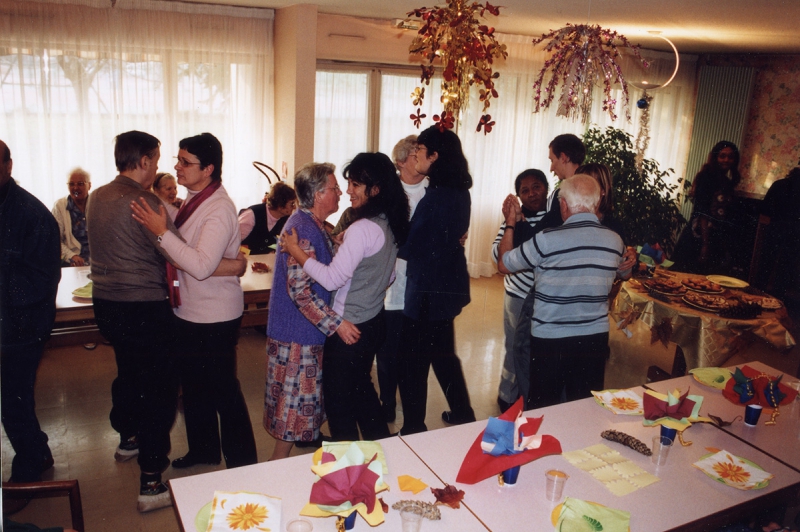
[703,54,800,197]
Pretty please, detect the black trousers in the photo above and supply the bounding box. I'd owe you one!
[375,310,403,410]
[527,332,609,410]
[93,298,178,473]
[397,316,474,434]
[176,316,257,469]
[1,339,52,482]
[322,311,391,442]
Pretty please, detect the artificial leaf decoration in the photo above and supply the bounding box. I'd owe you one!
[407,0,508,132]
[379,497,389,514]
[600,430,652,456]
[650,317,673,348]
[433,111,456,132]
[476,114,495,134]
[430,484,465,509]
[531,24,648,123]
[410,108,427,128]
[708,414,741,428]
[617,308,641,330]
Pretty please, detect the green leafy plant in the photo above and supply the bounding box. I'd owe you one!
[583,126,685,255]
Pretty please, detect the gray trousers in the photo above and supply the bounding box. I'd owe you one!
[497,291,535,404]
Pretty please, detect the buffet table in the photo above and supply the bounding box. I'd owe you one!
[169,386,800,532]
[49,254,274,346]
[611,271,795,370]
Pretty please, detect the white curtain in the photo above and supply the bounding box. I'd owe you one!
[0,0,274,212]
[459,34,698,277]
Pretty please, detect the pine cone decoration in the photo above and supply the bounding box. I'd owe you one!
[391,500,442,520]
[601,429,652,456]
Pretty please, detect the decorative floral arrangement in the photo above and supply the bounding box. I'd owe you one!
[531,24,648,123]
[407,0,507,133]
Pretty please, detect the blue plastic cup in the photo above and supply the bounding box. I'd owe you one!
[744,404,763,426]
[660,425,677,442]
[502,465,521,486]
[343,512,357,530]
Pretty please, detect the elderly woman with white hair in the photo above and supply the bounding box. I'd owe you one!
[263,163,360,460]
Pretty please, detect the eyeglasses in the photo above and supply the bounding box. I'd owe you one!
[174,156,201,168]
[68,181,87,186]
[414,145,426,153]
[321,185,341,193]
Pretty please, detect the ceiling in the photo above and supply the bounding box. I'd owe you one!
[168,0,800,54]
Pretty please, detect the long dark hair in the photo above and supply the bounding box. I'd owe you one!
[342,152,410,246]
[416,126,472,190]
[702,140,741,187]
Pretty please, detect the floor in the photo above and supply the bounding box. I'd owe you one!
[4,274,800,531]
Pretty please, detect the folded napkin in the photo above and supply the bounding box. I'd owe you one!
[456,398,561,484]
[592,389,644,415]
[643,388,710,431]
[397,475,427,494]
[300,441,389,526]
[72,281,92,299]
[689,368,732,389]
[722,365,798,407]
[693,450,773,490]
[554,497,631,532]
[206,491,281,532]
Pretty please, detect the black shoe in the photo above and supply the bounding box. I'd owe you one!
[441,410,476,425]
[171,453,220,469]
[382,403,397,423]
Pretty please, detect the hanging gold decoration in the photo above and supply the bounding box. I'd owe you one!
[407,0,507,133]
[531,24,648,123]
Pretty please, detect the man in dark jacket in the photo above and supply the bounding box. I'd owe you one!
[0,140,61,483]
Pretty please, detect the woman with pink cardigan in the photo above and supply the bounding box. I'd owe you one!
[131,133,257,470]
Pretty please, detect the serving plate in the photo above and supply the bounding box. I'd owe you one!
[706,275,749,289]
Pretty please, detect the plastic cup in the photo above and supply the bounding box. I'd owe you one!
[660,425,677,442]
[343,512,357,531]
[400,509,423,532]
[501,465,521,486]
[286,518,313,532]
[544,469,568,501]
[744,404,763,426]
[651,436,673,466]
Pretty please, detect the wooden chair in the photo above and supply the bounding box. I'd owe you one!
[748,214,771,286]
[2,479,84,532]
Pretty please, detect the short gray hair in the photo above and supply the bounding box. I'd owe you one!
[68,167,90,183]
[295,162,335,209]
[559,174,600,213]
[391,135,418,170]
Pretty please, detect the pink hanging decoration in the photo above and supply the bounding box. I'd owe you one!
[531,24,648,123]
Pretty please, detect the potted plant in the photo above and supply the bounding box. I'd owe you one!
[583,126,685,255]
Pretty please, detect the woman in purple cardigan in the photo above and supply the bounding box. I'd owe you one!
[263,163,360,460]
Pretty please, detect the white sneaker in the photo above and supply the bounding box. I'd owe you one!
[114,435,139,462]
[137,480,172,513]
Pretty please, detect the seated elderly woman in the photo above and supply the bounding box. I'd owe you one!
[239,182,297,254]
[152,172,183,213]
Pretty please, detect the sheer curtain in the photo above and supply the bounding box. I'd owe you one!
[0,0,274,212]
[459,34,698,277]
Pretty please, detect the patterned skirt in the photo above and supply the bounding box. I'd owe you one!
[263,337,325,442]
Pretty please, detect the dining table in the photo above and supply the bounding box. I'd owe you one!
[169,386,800,532]
[49,253,275,347]
[645,360,800,473]
[611,270,796,372]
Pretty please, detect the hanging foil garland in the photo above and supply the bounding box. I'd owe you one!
[407,0,508,133]
[634,92,653,173]
[531,24,648,123]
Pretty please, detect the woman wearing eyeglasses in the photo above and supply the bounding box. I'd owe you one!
[131,132,257,470]
[396,125,475,435]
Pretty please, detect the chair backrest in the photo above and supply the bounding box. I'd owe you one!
[2,479,84,532]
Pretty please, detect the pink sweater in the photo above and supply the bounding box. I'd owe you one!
[159,185,243,323]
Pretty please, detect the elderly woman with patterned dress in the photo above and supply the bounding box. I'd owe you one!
[263,163,360,460]
[281,152,409,442]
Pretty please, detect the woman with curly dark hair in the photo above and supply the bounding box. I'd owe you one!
[281,152,409,441]
[672,140,742,275]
